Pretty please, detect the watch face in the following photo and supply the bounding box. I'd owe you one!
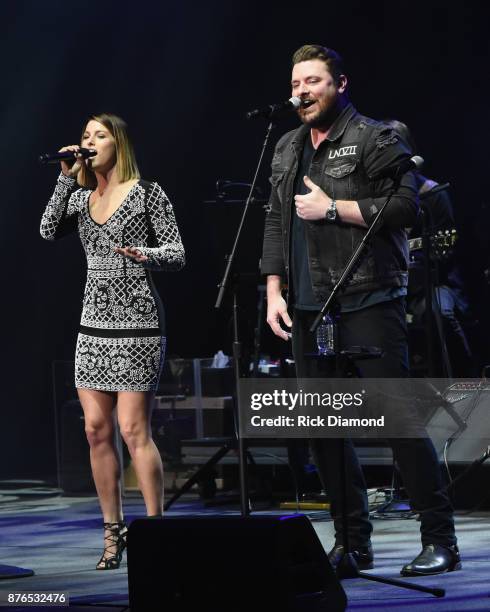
[326,208,337,221]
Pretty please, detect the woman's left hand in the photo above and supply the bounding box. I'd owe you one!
[114,246,149,262]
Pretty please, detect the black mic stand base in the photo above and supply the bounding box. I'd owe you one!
[357,570,445,597]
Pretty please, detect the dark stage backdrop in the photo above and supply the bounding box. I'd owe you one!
[1,1,488,479]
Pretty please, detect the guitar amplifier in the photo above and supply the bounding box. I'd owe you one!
[426,380,490,463]
[52,361,95,493]
[59,399,95,493]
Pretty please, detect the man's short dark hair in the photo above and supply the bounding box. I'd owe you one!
[292,45,345,83]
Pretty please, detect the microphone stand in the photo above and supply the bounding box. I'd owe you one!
[310,172,445,597]
[215,120,276,517]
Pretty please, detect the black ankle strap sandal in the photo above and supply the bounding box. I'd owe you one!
[96,521,128,571]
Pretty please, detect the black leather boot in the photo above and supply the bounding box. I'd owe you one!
[328,542,374,572]
[401,544,461,576]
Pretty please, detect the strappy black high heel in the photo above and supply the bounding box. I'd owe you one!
[96,521,128,570]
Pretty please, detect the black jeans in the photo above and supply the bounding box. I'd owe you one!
[291,299,456,548]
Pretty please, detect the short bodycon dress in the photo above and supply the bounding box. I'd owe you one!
[40,173,185,391]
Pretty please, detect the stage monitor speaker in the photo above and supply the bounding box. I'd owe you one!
[127,514,346,612]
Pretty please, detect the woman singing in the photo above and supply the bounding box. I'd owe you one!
[40,113,185,570]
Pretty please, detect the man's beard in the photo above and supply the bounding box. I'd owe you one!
[299,96,342,129]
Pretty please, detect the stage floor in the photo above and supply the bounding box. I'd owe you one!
[0,488,489,611]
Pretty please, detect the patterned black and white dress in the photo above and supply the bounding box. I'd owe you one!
[41,173,185,392]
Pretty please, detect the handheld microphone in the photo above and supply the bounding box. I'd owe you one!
[39,148,97,165]
[246,96,301,120]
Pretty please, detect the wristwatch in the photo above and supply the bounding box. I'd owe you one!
[325,198,337,221]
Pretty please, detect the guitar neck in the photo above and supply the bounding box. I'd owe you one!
[408,237,423,252]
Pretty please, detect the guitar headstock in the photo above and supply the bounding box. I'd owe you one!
[430,229,458,260]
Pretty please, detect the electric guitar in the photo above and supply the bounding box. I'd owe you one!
[408,229,457,261]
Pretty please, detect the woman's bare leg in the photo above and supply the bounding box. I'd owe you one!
[117,391,164,516]
[77,388,122,522]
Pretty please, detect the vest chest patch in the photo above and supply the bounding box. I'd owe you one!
[328,145,358,159]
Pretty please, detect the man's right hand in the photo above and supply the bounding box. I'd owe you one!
[59,145,85,177]
[266,276,292,341]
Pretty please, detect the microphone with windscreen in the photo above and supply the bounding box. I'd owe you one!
[246,96,302,120]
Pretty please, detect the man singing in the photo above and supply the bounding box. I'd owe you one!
[261,44,460,576]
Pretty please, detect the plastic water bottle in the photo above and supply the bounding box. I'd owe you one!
[316,314,335,356]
